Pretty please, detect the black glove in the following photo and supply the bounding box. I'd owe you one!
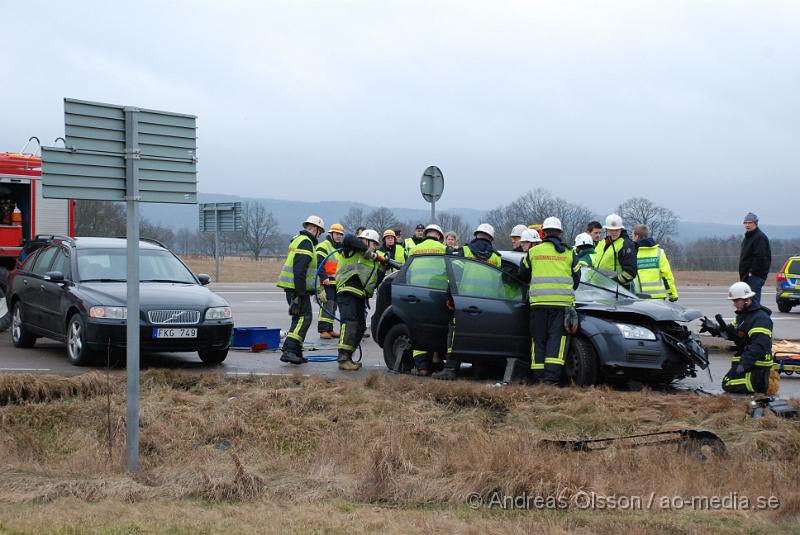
[288,296,301,316]
[668,296,678,302]
[563,307,579,334]
[735,364,746,375]
[699,317,720,337]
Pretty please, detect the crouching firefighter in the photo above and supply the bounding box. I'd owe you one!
[278,215,326,365]
[336,229,387,371]
[518,217,581,385]
[701,282,775,394]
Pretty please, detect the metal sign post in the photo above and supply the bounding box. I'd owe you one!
[42,98,197,472]
[420,166,444,224]
[199,202,242,283]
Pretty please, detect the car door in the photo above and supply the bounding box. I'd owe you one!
[25,246,59,329]
[448,257,529,360]
[39,247,72,335]
[390,254,450,351]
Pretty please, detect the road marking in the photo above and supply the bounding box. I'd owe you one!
[217,291,283,295]
[0,368,52,372]
[226,371,311,377]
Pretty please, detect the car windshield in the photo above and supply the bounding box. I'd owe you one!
[576,267,638,301]
[77,249,196,284]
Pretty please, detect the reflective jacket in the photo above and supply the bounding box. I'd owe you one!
[724,303,773,370]
[405,236,425,254]
[575,247,596,268]
[635,239,677,300]
[380,243,407,266]
[595,231,637,286]
[316,236,341,281]
[518,237,580,307]
[462,238,501,268]
[336,251,380,298]
[408,238,447,289]
[277,231,317,292]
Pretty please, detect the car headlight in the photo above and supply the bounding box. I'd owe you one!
[616,323,656,340]
[205,306,232,320]
[89,306,127,320]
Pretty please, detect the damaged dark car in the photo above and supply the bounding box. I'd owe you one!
[370,251,709,386]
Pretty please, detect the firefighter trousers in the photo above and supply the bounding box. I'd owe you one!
[722,366,769,394]
[337,292,366,357]
[282,290,312,355]
[530,306,567,383]
[317,284,338,333]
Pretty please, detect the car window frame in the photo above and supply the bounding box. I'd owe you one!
[30,246,58,277]
[18,248,39,272]
[787,258,800,277]
[395,253,449,291]
[446,256,526,302]
[49,247,73,281]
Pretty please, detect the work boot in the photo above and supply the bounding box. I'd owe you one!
[414,367,432,377]
[319,331,333,340]
[280,349,306,365]
[337,351,360,371]
[432,367,457,381]
[330,330,340,338]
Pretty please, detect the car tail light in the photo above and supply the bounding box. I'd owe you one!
[776,272,787,283]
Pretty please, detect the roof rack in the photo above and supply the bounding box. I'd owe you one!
[115,236,168,249]
[33,234,75,245]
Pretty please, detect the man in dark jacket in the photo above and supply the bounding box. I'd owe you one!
[739,212,771,306]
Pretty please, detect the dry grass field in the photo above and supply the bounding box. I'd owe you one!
[180,256,769,288]
[1,371,799,534]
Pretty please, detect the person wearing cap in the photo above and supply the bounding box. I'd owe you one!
[632,224,678,301]
[701,282,774,394]
[520,228,541,252]
[594,213,637,289]
[408,224,447,376]
[518,217,581,385]
[573,232,596,268]
[335,229,388,371]
[433,223,501,380]
[510,224,528,252]
[277,215,326,365]
[405,224,426,253]
[377,229,407,285]
[739,212,771,306]
[315,223,345,339]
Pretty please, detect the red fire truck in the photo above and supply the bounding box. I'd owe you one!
[0,139,75,331]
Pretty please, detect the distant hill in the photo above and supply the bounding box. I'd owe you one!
[140,193,800,241]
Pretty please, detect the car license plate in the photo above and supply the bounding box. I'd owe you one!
[153,328,197,339]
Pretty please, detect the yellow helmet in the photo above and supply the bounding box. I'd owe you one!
[383,229,396,239]
[328,223,345,234]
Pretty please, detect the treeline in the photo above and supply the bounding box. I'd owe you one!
[661,236,799,272]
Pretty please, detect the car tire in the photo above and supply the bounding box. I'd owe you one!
[11,301,37,348]
[66,313,96,366]
[382,323,414,373]
[564,335,599,387]
[777,301,793,313]
[199,348,228,365]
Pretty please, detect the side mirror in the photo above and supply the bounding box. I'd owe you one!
[197,274,211,286]
[44,271,65,282]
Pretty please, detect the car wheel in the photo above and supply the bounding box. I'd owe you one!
[564,335,599,387]
[0,286,10,333]
[66,313,96,366]
[11,301,37,348]
[199,348,228,365]
[777,301,793,313]
[382,323,414,372]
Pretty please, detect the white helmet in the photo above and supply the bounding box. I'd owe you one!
[358,229,380,244]
[727,281,756,300]
[304,215,325,231]
[510,224,528,238]
[542,217,563,231]
[520,229,541,243]
[424,224,444,240]
[474,223,495,240]
[574,232,594,248]
[604,213,624,230]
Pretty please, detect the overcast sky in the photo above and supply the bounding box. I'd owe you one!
[3,0,799,224]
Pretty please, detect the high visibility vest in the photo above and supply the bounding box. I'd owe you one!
[462,245,501,268]
[459,246,502,297]
[387,243,407,265]
[336,252,380,298]
[527,241,575,307]
[595,237,626,273]
[636,245,676,300]
[316,239,341,278]
[575,247,595,268]
[407,238,447,289]
[277,234,317,290]
[404,237,416,253]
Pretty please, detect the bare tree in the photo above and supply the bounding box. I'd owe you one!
[617,197,679,243]
[241,201,279,259]
[342,207,365,233]
[365,207,399,233]
[437,211,471,243]
[74,200,126,237]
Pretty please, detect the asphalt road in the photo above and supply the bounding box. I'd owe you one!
[1,283,799,398]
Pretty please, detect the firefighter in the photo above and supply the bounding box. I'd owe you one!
[409,224,447,375]
[573,232,596,268]
[335,229,387,371]
[632,224,678,301]
[277,215,326,365]
[433,223,501,380]
[510,224,528,252]
[316,223,345,339]
[405,224,426,253]
[701,282,774,394]
[377,229,406,285]
[594,213,637,288]
[518,217,581,385]
[520,228,541,252]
